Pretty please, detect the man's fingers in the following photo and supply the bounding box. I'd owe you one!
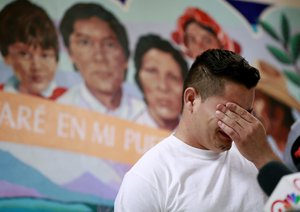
[216,104,247,129]
[215,109,244,143]
[217,119,240,141]
[225,102,256,123]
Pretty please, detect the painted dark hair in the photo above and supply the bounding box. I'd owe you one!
[59,2,129,59]
[134,34,188,92]
[0,0,59,60]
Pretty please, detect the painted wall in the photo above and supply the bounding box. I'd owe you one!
[0,0,299,210]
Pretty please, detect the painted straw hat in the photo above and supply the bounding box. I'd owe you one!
[255,60,300,111]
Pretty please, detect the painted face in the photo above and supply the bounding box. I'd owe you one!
[253,90,272,133]
[184,22,221,58]
[5,42,57,95]
[68,17,128,95]
[139,48,183,125]
[189,82,255,152]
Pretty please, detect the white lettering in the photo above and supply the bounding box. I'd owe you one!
[0,102,47,134]
[57,112,70,138]
[33,105,46,134]
[124,128,162,154]
[124,128,141,152]
[71,116,86,140]
[57,112,86,140]
[17,105,31,130]
[0,102,15,128]
[92,122,115,146]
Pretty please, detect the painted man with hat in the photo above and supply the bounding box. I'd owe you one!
[254,60,300,159]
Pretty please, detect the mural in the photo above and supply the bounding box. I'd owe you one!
[0,0,299,210]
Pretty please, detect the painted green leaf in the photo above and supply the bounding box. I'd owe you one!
[259,20,280,41]
[283,70,300,86]
[290,33,300,60]
[267,45,293,64]
[281,14,290,48]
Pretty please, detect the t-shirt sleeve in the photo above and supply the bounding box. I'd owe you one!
[114,171,162,212]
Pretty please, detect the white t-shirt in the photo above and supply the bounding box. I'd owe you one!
[115,134,267,212]
[57,82,145,121]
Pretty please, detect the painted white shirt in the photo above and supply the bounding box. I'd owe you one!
[57,82,146,121]
[134,109,159,129]
[1,75,61,98]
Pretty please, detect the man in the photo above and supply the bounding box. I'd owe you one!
[58,3,145,120]
[115,49,279,211]
[0,0,66,100]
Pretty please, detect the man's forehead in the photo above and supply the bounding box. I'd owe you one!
[222,83,255,112]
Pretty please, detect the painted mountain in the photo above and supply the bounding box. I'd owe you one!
[0,149,114,207]
[63,172,119,200]
[0,180,43,197]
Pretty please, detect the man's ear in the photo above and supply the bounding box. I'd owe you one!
[183,87,198,112]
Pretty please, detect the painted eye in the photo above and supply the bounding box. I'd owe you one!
[41,52,55,59]
[78,38,92,46]
[18,51,31,59]
[167,73,180,82]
